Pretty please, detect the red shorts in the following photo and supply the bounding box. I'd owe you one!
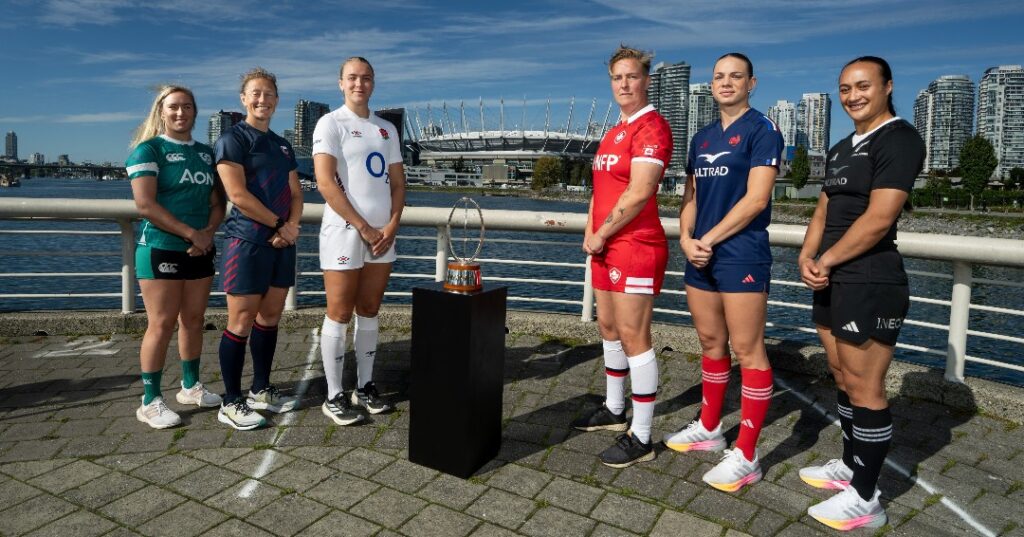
[591,235,668,295]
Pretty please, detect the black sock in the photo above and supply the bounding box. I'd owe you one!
[218,330,248,404]
[850,405,893,501]
[837,390,855,468]
[249,321,278,393]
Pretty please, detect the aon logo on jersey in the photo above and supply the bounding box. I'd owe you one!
[593,154,620,172]
[179,169,214,185]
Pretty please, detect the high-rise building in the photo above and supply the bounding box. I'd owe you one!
[687,83,718,151]
[58,154,70,166]
[208,110,244,146]
[977,65,1024,179]
[767,100,798,148]
[913,75,975,173]
[31,152,44,165]
[5,131,17,160]
[797,93,831,153]
[293,99,330,150]
[647,61,691,174]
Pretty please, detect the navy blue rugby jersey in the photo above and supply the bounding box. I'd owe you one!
[686,108,783,264]
[821,118,924,283]
[215,121,298,244]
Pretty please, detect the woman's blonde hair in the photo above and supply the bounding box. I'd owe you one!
[239,66,278,94]
[130,85,196,149]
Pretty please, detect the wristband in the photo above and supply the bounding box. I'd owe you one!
[273,217,285,231]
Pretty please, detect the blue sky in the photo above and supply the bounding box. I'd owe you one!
[2,0,1023,164]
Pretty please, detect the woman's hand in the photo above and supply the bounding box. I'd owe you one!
[681,237,712,268]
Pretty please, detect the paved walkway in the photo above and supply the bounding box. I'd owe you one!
[0,323,1021,537]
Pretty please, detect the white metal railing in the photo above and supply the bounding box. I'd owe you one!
[2,197,1023,384]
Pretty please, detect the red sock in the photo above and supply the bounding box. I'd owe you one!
[699,355,731,430]
[735,367,773,461]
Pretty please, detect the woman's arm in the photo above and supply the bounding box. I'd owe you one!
[798,191,829,290]
[314,153,381,246]
[217,161,281,228]
[130,176,210,252]
[698,165,776,248]
[584,161,662,254]
[815,188,908,278]
[679,174,711,267]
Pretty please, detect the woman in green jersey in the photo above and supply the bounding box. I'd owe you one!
[126,85,226,429]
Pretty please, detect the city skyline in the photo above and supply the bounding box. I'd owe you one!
[1,0,1023,163]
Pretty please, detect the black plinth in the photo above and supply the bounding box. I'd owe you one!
[409,283,507,478]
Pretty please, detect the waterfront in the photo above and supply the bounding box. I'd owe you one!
[1,178,1022,386]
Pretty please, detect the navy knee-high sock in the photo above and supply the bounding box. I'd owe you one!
[249,321,278,393]
[218,329,248,404]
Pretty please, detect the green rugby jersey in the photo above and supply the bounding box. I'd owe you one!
[125,135,217,251]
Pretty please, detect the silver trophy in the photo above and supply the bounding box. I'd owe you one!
[444,197,485,292]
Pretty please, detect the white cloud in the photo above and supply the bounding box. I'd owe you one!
[39,0,131,26]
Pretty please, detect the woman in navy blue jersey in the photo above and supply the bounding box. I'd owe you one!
[798,56,924,531]
[663,53,783,493]
[214,67,303,430]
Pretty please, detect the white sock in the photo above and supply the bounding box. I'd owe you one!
[320,316,348,400]
[627,348,658,444]
[603,339,628,414]
[354,314,379,390]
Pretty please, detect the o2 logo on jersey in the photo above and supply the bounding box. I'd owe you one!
[614,130,626,144]
[179,169,214,185]
[592,154,619,172]
[365,152,387,178]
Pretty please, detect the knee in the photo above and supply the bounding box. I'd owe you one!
[696,332,727,356]
[354,305,380,318]
[177,313,204,333]
[147,315,178,337]
[730,341,767,368]
[326,306,354,324]
[597,319,617,341]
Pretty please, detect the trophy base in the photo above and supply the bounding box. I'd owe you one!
[444,262,482,293]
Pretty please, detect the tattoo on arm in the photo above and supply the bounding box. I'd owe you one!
[618,207,625,216]
[603,213,613,224]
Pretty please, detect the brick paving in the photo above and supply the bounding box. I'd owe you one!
[0,322,1021,536]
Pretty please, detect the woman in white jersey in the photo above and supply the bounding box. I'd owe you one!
[313,57,406,425]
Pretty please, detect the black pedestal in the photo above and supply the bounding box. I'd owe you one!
[409,283,507,478]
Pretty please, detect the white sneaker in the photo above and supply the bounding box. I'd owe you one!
[799,458,853,490]
[664,419,726,453]
[702,448,762,492]
[218,399,266,431]
[136,396,181,429]
[808,486,887,531]
[176,382,222,408]
[247,385,299,413]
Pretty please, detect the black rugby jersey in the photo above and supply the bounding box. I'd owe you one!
[820,119,924,283]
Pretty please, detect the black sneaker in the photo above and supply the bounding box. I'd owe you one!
[571,403,628,432]
[322,393,363,425]
[351,381,391,414]
[599,432,656,468]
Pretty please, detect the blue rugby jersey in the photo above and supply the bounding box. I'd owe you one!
[685,108,783,264]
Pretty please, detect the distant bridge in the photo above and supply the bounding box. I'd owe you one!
[0,162,126,179]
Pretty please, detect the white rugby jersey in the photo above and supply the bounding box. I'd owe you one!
[313,105,402,228]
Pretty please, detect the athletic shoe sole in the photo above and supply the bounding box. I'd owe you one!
[809,512,887,531]
[664,437,726,453]
[799,474,850,490]
[574,422,629,432]
[321,402,363,426]
[217,410,265,431]
[247,399,298,414]
[600,450,656,468]
[703,468,762,492]
[136,407,180,429]
[351,393,390,415]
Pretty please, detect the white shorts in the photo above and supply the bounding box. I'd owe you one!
[319,223,397,271]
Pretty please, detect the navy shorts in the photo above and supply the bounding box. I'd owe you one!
[136,245,215,280]
[684,260,771,294]
[812,282,909,346]
[221,237,296,295]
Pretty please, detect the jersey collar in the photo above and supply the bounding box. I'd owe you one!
[624,104,656,124]
[159,134,195,146]
[851,116,901,146]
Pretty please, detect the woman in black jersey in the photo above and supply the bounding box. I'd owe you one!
[797,56,924,531]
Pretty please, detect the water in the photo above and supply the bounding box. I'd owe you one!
[2,177,1022,386]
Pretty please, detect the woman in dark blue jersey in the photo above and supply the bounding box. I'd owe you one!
[798,56,924,531]
[664,53,783,493]
[214,67,303,430]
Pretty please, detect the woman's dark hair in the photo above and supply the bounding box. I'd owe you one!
[716,52,753,76]
[843,56,896,115]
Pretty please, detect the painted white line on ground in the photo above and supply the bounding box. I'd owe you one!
[238,327,320,499]
[774,376,996,537]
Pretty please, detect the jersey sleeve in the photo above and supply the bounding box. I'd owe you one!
[385,125,402,165]
[631,116,672,167]
[283,139,298,171]
[685,131,698,175]
[311,116,341,159]
[871,126,925,192]
[125,141,158,179]
[214,128,246,166]
[749,118,784,169]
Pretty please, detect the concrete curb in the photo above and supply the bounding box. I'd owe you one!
[1,306,1019,424]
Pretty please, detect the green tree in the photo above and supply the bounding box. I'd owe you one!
[790,145,810,190]
[959,134,998,211]
[531,157,563,190]
[1008,167,1024,190]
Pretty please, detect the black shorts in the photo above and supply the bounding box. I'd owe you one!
[135,245,216,280]
[812,282,909,346]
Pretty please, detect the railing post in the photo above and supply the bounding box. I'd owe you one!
[285,247,298,311]
[117,219,136,314]
[581,254,594,322]
[435,225,449,282]
[946,261,972,383]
